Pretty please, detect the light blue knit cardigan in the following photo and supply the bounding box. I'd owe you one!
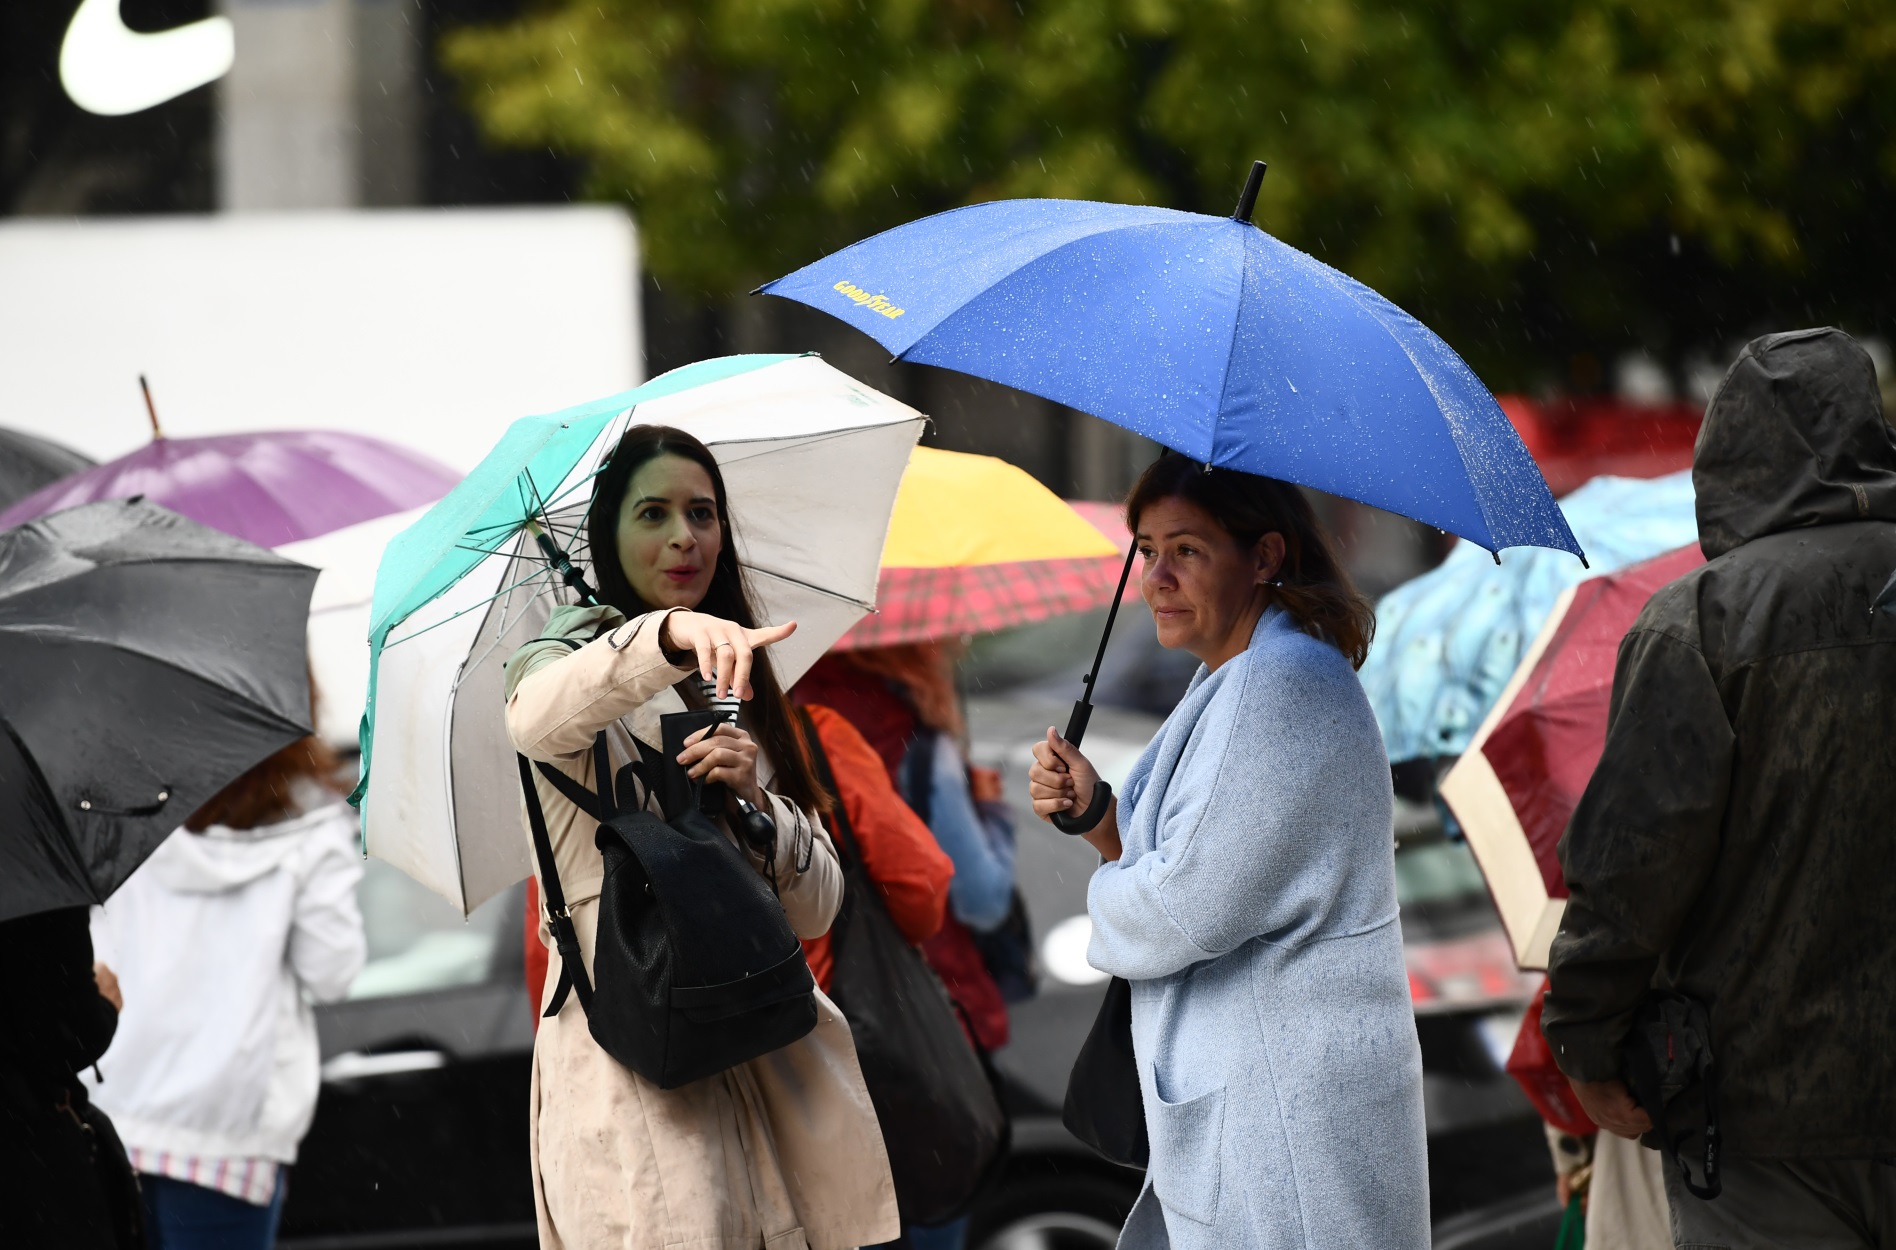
[1088,606,1429,1250]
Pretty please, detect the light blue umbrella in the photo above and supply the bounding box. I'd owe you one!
[1362,471,1698,766]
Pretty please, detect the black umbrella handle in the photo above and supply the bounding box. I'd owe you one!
[533,529,599,606]
[1050,533,1138,835]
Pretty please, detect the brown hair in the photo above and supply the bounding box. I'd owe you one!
[186,674,342,830]
[1125,454,1376,669]
[585,424,829,815]
[835,643,964,739]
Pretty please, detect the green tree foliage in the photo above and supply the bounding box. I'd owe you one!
[442,0,1896,383]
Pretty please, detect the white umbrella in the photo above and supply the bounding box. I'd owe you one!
[277,506,434,748]
[359,355,925,914]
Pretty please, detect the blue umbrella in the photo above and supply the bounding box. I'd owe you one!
[763,164,1580,830]
[761,164,1581,560]
[1362,470,1697,768]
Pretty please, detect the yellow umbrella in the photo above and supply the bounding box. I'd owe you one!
[837,447,1127,648]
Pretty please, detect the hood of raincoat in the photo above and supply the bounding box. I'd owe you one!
[1694,327,1896,559]
[148,802,349,894]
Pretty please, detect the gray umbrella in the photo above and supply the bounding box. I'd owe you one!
[0,499,317,921]
[0,427,94,513]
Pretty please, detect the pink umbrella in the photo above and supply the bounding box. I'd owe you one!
[0,381,459,547]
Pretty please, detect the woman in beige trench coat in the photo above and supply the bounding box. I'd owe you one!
[503,424,899,1250]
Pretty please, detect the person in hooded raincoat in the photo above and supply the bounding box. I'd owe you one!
[1029,455,1429,1250]
[1544,328,1896,1247]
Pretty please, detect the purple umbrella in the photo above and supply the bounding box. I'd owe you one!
[0,427,460,548]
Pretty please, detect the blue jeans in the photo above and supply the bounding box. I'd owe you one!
[140,1172,287,1250]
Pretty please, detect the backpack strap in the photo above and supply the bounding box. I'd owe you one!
[798,708,860,868]
[520,748,595,1019]
[904,726,937,827]
[517,634,616,1020]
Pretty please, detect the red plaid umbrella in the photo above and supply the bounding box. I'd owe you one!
[837,555,1133,649]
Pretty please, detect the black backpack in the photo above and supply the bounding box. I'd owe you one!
[801,709,1009,1225]
[519,713,817,1090]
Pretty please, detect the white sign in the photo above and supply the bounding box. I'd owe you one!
[0,207,643,472]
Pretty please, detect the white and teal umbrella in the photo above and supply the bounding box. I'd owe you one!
[354,354,925,914]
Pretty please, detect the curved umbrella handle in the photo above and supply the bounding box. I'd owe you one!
[1051,779,1113,836]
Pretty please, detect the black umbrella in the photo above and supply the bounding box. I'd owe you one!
[0,499,318,922]
[0,427,94,513]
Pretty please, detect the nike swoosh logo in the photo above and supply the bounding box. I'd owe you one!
[60,0,235,117]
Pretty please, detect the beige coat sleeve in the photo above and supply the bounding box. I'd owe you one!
[758,791,842,939]
[506,610,691,761]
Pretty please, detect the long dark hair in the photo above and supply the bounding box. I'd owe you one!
[1125,454,1376,669]
[585,424,829,815]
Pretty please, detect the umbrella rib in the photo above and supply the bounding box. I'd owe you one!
[743,565,876,613]
[382,566,561,650]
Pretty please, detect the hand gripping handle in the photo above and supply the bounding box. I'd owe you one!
[1049,699,1113,835]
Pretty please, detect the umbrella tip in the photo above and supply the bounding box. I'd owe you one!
[138,374,164,441]
[1232,160,1268,224]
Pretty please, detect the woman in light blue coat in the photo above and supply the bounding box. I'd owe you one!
[1030,455,1428,1250]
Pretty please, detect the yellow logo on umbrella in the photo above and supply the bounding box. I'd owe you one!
[833,281,906,319]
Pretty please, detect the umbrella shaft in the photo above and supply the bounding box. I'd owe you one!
[1066,534,1140,749]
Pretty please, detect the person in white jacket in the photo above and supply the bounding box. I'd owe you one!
[87,730,366,1250]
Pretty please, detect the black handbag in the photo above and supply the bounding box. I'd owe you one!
[1621,991,1721,1199]
[519,717,817,1090]
[800,710,1009,1225]
[1063,975,1148,1168]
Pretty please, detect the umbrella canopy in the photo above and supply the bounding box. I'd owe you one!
[0,429,461,547]
[0,500,317,922]
[759,167,1580,561]
[277,506,433,748]
[1438,543,1707,968]
[1362,471,1698,767]
[0,427,93,513]
[833,446,1123,648]
[358,354,925,914]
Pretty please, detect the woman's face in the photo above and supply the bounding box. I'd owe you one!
[615,453,723,611]
[1137,495,1284,668]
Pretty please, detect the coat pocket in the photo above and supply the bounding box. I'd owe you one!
[1147,1083,1225,1225]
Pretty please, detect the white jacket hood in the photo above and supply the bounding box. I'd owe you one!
[150,806,343,894]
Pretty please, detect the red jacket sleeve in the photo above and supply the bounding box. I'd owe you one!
[808,704,953,946]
